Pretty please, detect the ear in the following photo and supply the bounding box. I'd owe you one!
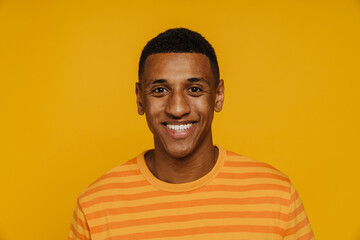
[135,82,145,115]
[214,79,224,112]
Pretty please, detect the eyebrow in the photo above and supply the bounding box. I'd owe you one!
[145,77,210,88]
[188,77,210,85]
[146,79,167,88]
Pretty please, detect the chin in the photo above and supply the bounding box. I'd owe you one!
[164,142,195,159]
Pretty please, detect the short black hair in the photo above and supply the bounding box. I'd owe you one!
[138,28,220,85]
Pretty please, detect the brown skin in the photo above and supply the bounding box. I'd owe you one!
[136,53,224,183]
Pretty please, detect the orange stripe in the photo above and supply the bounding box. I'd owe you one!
[284,217,310,236]
[70,224,89,240]
[82,190,168,208]
[289,190,300,205]
[86,197,290,220]
[88,169,142,187]
[218,172,290,182]
[122,158,137,165]
[91,210,291,234]
[204,184,290,193]
[73,210,89,232]
[80,180,148,199]
[224,161,278,170]
[103,224,283,240]
[88,168,141,188]
[102,169,141,177]
[81,183,290,208]
[89,159,137,189]
[298,230,314,240]
[286,204,305,221]
[226,150,241,156]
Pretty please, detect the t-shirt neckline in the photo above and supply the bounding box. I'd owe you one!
[137,145,226,192]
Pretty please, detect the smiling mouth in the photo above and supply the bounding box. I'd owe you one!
[164,123,194,132]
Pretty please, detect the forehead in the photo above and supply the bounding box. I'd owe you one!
[141,53,215,85]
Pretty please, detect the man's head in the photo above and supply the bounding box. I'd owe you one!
[136,28,224,159]
[138,28,220,85]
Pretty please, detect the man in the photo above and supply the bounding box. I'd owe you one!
[69,28,314,240]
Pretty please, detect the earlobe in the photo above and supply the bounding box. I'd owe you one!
[135,82,145,115]
[214,79,224,112]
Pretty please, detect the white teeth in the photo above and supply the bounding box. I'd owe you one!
[166,123,193,132]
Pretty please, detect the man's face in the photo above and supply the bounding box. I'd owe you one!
[136,53,224,158]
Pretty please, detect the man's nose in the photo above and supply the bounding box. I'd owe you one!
[165,90,190,118]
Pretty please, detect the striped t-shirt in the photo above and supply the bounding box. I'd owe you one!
[69,146,314,240]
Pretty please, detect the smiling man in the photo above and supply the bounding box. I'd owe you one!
[69,28,314,240]
[136,51,223,184]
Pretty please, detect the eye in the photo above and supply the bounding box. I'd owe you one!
[187,86,204,97]
[153,87,166,93]
[151,87,168,96]
[189,87,203,93]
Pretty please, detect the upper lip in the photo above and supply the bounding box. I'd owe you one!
[161,121,197,125]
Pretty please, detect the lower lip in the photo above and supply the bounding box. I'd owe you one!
[162,123,196,139]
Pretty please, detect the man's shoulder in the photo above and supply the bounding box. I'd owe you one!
[77,157,142,203]
[223,149,290,181]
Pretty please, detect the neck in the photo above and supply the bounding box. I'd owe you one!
[145,140,218,184]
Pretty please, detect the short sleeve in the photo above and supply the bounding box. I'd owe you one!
[68,199,91,240]
[283,183,315,240]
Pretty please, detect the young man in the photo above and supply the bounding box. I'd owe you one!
[69,28,314,240]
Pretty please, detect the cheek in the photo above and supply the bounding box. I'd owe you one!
[144,98,165,121]
[189,96,214,112]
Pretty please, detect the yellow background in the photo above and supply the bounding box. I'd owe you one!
[1,0,359,239]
